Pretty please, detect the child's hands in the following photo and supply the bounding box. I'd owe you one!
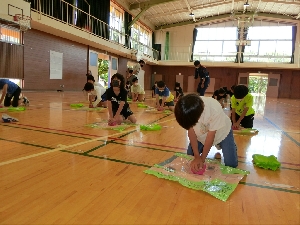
[190,157,204,173]
[232,122,240,129]
[113,115,123,124]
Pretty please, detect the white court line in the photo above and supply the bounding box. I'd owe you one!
[0,118,176,167]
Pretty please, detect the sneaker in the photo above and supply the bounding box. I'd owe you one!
[22,96,30,106]
[2,114,19,122]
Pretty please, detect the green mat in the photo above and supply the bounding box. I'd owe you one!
[145,153,249,201]
[0,107,26,112]
[140,124,162,131]
[252,154,281,171]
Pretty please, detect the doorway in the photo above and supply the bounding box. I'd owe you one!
[249,73,268,96]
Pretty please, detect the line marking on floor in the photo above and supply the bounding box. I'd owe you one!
[0,117,176,167]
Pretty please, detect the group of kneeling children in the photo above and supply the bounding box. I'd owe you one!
[83,73,255,173]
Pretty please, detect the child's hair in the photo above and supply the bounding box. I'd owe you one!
[157,81,165,88]
[174,94,204,130]
[128,69,133,74]
[234,85,249,99]
[132,77,138,83]
[222,86,228,92]
[126,81,130,85]
[231,85,236,91]
[84,82,94,91]
[87,75,95,82]
[175,82,181,87]
[218,87,226,95]
[111,73,125,89]
[194,60,201,66]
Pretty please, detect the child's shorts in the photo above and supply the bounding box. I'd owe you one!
[159,99,174,106]
[113,107,133,120]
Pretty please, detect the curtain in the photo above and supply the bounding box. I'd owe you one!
[291,26,297,63]
[164,31,169,60]
[89,0,110,39]
[190,28,197,62]
[0,42,24,79]
[76,0,89,29]
[28,0,37,10]
[124,11,132,48]
[61,0,74,24]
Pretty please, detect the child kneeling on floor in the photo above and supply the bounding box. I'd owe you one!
[107,73,136,125]
[174,94,238,172]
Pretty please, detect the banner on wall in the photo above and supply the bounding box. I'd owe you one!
[50,50,63,79]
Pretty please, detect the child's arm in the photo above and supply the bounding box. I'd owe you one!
[107,101,113,120]
[114,101,125,119]
[0,84,8,105]
[93,89,102,107]
[188,128,204,172]
[188,128,216,172]
[234,107,249,127]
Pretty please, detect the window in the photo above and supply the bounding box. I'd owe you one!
[131,22,151,55]
[109,2,124,44]
[244,26,292,63]
[194,27,237,62]
[0,25,21,45]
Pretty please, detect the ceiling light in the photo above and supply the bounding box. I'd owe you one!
[244,1,249,7]
[189,12,194,16]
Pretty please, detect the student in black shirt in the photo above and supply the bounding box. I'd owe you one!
[194,60,210,96]
[174,82,184,102]
[107,73,136,125]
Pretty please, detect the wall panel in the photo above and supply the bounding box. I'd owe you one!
[152,65,300,99]
[24,29,88,90]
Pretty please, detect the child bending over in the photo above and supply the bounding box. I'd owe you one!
[174,94,238,172]
[107,73,136,124]
[174,82,184,102]
[231,85,255,129]
[83,82,107,108]
[155,81,175,111]
[212,87,227,108]
[131,77,145,102]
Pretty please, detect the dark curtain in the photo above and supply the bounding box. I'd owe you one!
[190,28,197,62]
[124,11,132,48]
[0,42,24,79]
[90,0,110,39]
[291,26,297,63]
[76,0,89,29]
[28,0,37,10]
[154,44,161,60]
[61,0,74,24]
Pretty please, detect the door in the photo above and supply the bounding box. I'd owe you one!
[266,74,281,98]
[109,56,118,87]
[238,73,249,86]
[187,76,196,93]
[176,75,183,89]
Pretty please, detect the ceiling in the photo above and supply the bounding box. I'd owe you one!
[123,0,300,29]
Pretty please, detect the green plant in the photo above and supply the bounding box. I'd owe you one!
[249,76,268,94]
[98,59,109,83]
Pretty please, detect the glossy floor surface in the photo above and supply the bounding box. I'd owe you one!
[0,91,299,224]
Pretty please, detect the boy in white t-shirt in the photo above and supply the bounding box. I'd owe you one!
[174,94,238,173]
[131,77,145,102]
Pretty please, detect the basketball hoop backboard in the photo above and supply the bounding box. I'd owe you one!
[0,0,31,30]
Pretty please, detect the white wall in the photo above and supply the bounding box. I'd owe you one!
[155,25,194,61]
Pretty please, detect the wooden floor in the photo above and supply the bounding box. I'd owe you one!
[0,91,299,225]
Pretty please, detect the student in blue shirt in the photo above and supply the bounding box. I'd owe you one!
[0,79,29,107]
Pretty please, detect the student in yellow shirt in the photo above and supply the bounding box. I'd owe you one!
[231,85,255,129]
